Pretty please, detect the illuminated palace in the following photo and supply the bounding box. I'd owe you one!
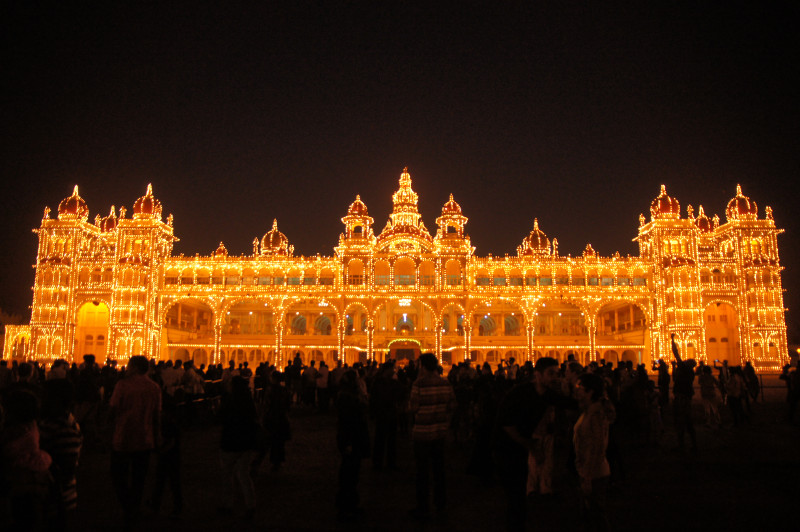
[2,169,789,371]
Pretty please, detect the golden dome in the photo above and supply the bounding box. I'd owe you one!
[650,185,680,219]
[57,185,89,221]
[261,219,289,256]
[695,205,712,232]
[347,195,369,216]
[725,184,757,221]
[518,219,550,256]
[133,184,162,219]
[100,206,118,232]
[441,194,462,215]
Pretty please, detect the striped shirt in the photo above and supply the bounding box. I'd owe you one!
[410,374,456,441]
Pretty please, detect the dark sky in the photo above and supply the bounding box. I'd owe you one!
[2,3,798,340]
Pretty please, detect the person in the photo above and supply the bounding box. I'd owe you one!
[370,362,400,470]
[726,367,748,426]
[218,376,260,520]
[670,334,697,452]
[698,366,721,429]
[494,356,574,532]
[573,372,615,532]
[335,370,370,522]
[409,353,456,522]
[39,378,83,528]
[263,371,292,472]
[108,355,162,528]
[1,386,53,530]
[149,394,183,518]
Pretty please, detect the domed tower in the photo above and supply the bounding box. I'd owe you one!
[517,219,551,257]
[99,206,118,233]
[637,184,703,361]
[694,205,713,233]
[58,185,90,222]
[110,183,176,362]
[435,194,468,238]
[376,168,433,253]
[725,184,758,222]
[649,185,680,221]
[132,183,163,220]
[260,219,293,257]
[340,195,375,242]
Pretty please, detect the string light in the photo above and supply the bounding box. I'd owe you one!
[3,177,788,372]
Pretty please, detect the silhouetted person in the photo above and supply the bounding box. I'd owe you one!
[149,394,183,517]
[495,356,574,532]
[574,372,615,532]
[39,378,82,530]
[670,334,697,452]
[409,353,456,522]
[335,370,370,522]
[370,362,400,470]
[109,355,161,528]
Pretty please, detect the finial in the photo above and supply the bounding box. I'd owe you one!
[94,214,101,225]
[272,219,278,230]
[698,205,705,217]
[736,184,743,196]
[765,206,773,220]
[72,185,79,196]
[660,184,667,195]
[119,206,127,218]
[146,183,153,195]
[449,193,454,201]
[533,218,539,230]
[403,166,408,173]
[687,204,694,219]
[110,205,116,216]
[355,194,361,201]
[43,206,50,219]
[638,213,645,226]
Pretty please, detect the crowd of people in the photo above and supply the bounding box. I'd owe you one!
[1,339,799,531]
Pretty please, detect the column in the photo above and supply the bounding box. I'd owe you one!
[526,324,534,362]
[464,322,472,362]
[213,323,222,365]
[435,319,443,363]
[589,320,597,363]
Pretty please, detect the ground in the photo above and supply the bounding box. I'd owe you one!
[74,378,799,531]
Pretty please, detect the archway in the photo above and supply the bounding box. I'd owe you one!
[163,298,215,362]
[75,301,110,363]
[704,302,740,365]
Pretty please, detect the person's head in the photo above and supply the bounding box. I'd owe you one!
[566,361,583,382]
[128,355,149,375]
[83,354,96,366]
[534,357,560,388]
[17,362,33,381]
[419,353,439,373]
[42,378,75,418]
[576,372,605,404]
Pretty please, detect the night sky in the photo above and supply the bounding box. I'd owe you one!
[2,3,798,340]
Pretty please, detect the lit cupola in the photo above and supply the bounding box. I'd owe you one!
[725,184,757,221]
[376,168,433,252]
[694,205,712,233]
[341,195,375,240]
[58,185,89,221]
[649,185,680,220]
[517,218,551,257]
[261,219,292,256]
[100,206,118,232]
[133,183,163,220]
[436,194,468,239]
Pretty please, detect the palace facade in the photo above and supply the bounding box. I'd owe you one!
[3,170,789,370]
